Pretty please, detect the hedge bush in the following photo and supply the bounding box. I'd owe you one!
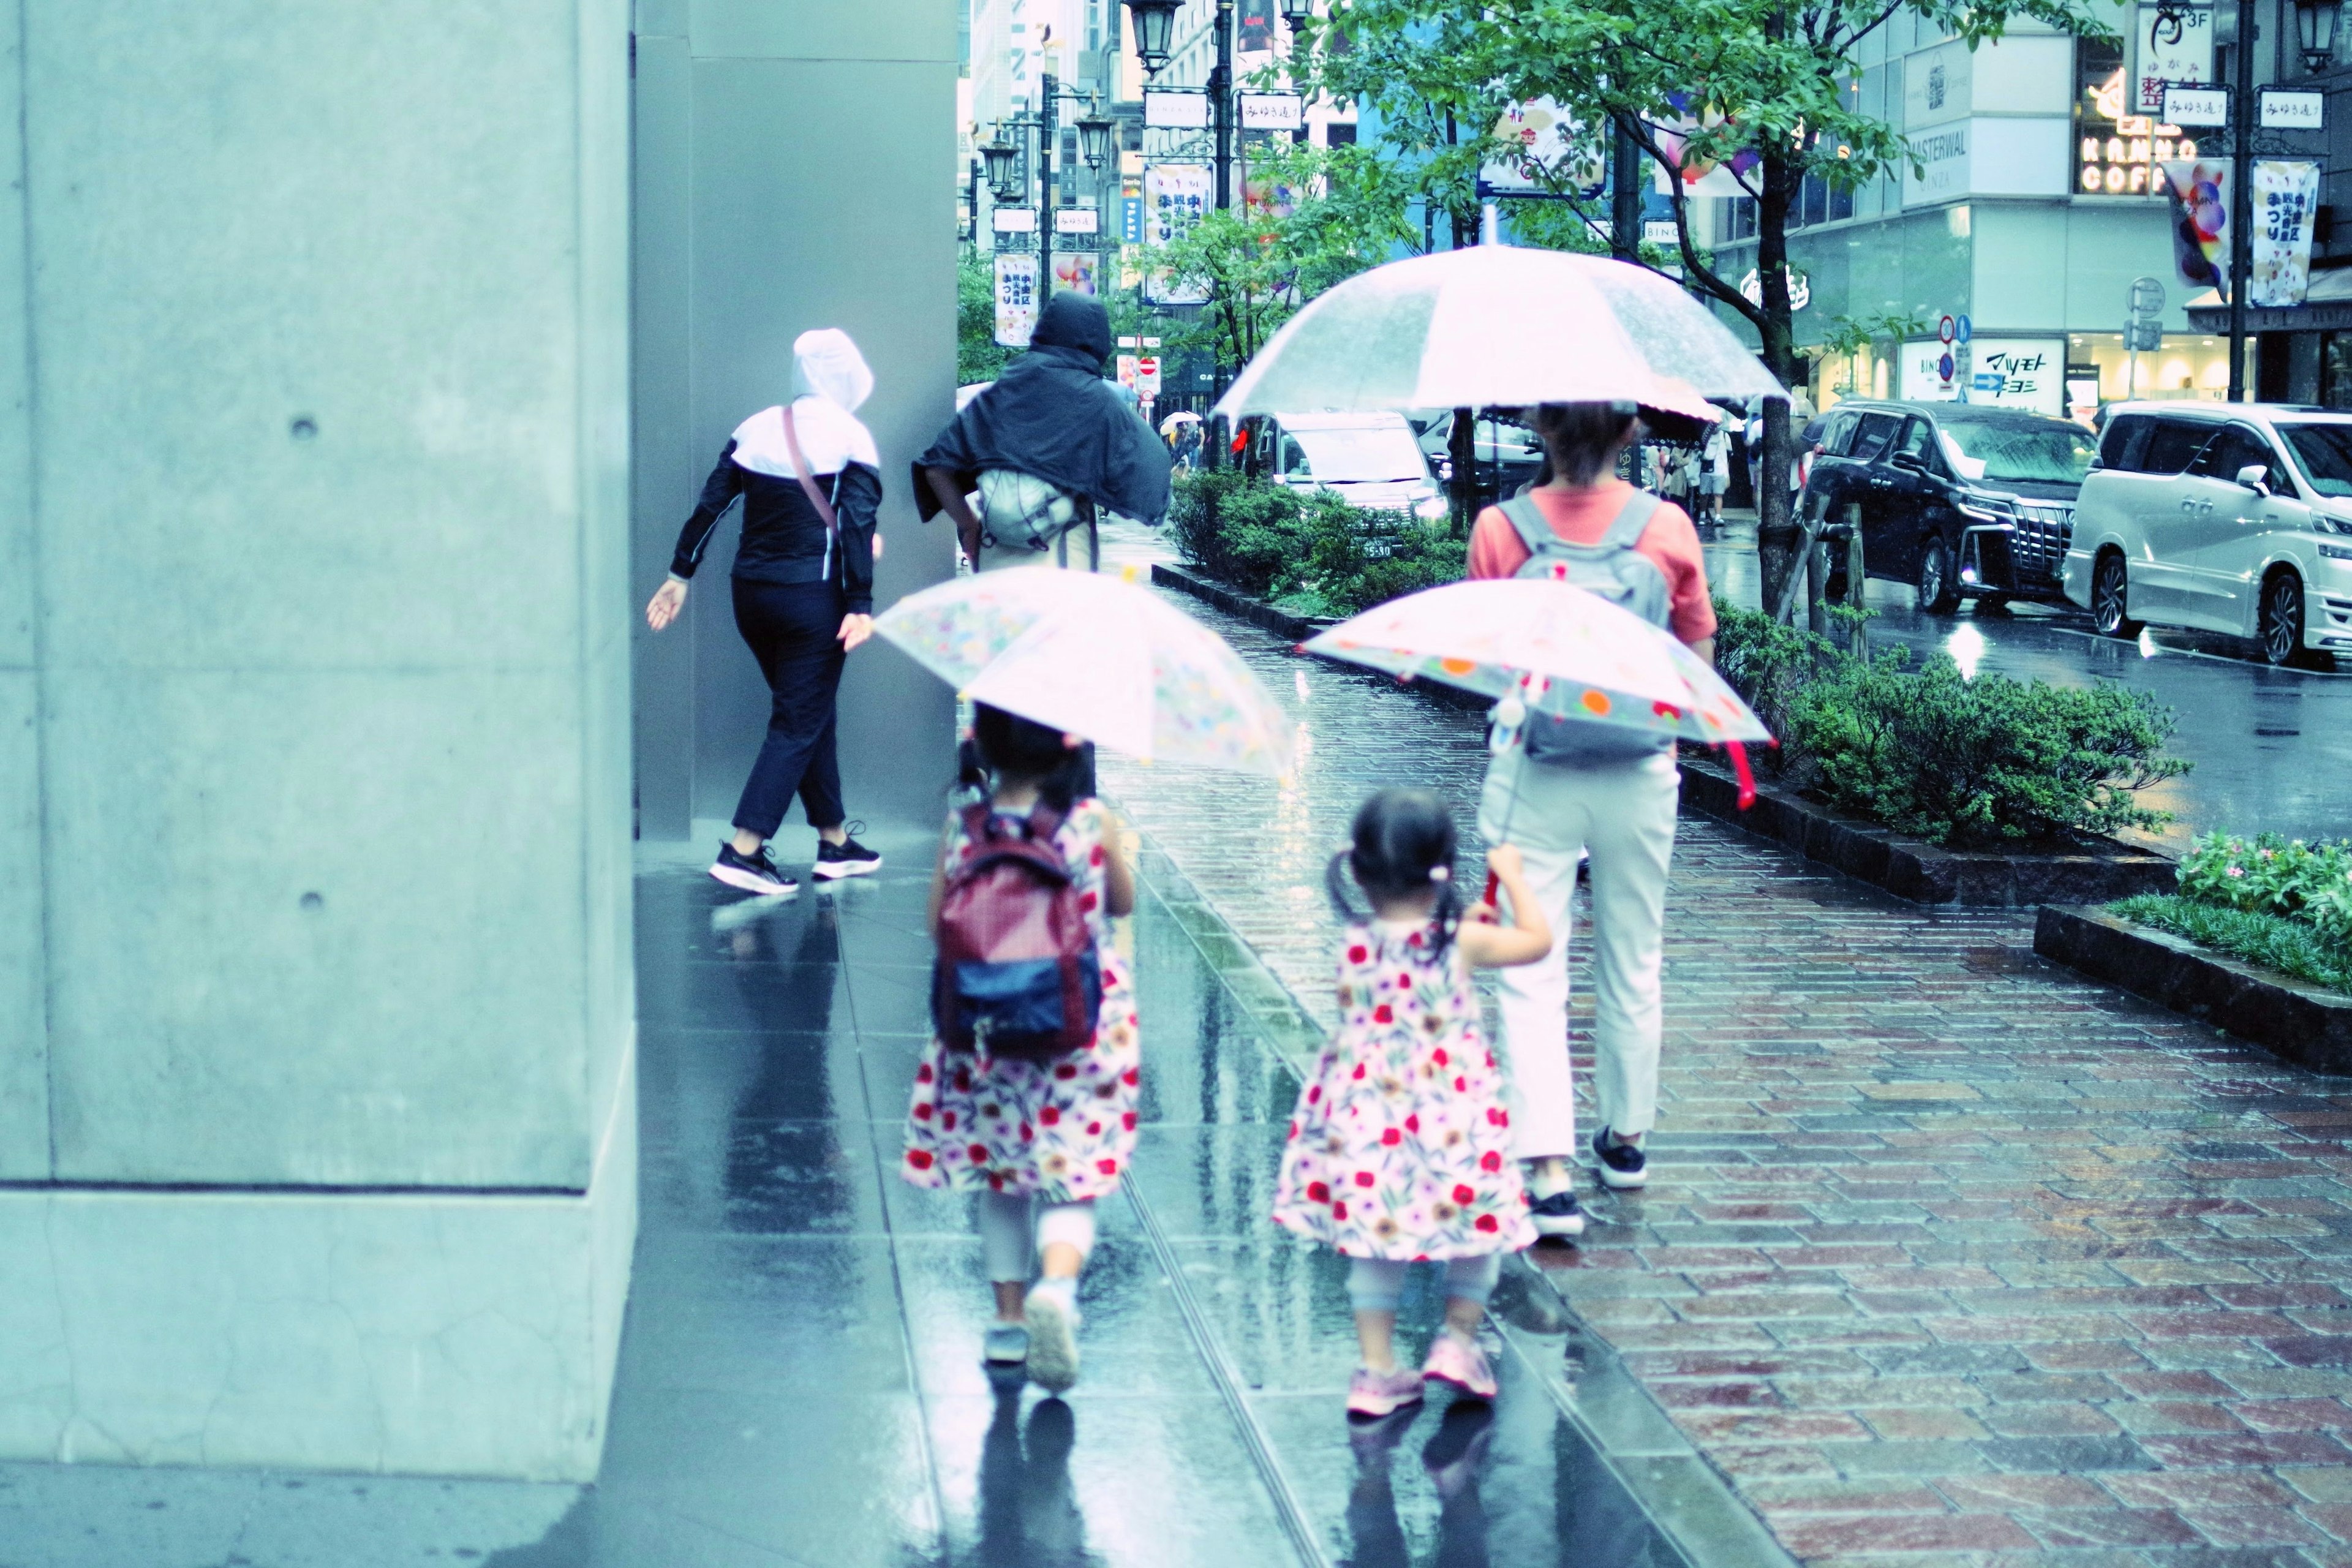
[1713,601,2187,850]
[2111,892,2352,997]
[1167,468,1464,617]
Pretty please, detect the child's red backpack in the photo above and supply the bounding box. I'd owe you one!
[931,801,1102,1061]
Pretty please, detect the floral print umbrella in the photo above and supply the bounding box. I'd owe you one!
[875,564,1295,778]
[1303,578,1770,748]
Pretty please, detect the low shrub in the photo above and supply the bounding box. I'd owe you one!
[1168,469,1463,617]
[2110,892,2352,997]
[1712,601,2188,850]
[2173,832,2352,947]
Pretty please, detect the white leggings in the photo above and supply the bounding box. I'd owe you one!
[977,1190,1099,1284]
[1347,1254,1503,1313]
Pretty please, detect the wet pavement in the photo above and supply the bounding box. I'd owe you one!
[1096,586,2352,1568]
[1,823,1737,1567]
[1700,519,2352,849]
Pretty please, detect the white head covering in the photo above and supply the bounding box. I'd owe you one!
[730,327,880,477]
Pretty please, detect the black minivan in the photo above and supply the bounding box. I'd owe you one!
[1800,399,2100,613]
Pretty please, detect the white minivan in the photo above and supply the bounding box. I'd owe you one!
[2065,402,2352,666]
[1243,411,1452,521]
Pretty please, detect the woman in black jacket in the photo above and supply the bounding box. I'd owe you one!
[646,328,884,897]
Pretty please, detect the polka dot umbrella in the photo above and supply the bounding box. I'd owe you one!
[1302,577,1771,801]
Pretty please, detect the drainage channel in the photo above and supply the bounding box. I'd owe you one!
[1131,837,1801,1568]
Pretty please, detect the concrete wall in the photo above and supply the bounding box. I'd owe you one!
[0,0,637,1480]
[631,0,962,840]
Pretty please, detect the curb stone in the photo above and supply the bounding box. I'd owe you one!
[1677,756,2178,907]
[2035,902,2352,1075]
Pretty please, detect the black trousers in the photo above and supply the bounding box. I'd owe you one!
[730,577,847,839]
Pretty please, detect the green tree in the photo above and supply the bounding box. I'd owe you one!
[1302,0,2112,606]
[957,247,1012,386]
[1152,140,1420,380]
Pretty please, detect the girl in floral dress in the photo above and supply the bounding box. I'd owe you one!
[1273,788,1553,1419]
[903,704,1138,1393]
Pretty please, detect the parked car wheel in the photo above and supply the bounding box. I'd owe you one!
[1916,536,1959,615]
[2091,550,2141,638]
[2260,570,2308,667]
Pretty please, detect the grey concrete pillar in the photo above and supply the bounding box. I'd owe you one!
[630,0,961,840]
[0,1,637,1481]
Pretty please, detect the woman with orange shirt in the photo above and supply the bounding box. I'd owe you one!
[1468,402,1716,1240]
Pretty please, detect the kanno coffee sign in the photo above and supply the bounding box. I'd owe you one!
[2080,45,2197,197]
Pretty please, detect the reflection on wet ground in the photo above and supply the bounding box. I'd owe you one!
[0,834,1736,1566]
[1702,522,2352,845]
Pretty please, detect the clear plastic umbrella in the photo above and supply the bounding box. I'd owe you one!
[1212,245,1782,420]
[874,565,1295,778]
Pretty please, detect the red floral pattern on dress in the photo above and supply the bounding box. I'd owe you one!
[901,801,1140,1202]
[1270,921,1534,1259]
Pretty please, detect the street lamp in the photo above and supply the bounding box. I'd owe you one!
[1077,107,1114,170]
[1278,0,1315,31]
[2297,0,2342,72]
[1123,0,1179,76]
[981,132,1020,201]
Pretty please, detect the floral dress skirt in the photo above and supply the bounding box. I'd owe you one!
[902,799,1141,1202]
[1272,920,1535,1259]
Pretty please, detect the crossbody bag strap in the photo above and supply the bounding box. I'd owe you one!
[779,405,839,543]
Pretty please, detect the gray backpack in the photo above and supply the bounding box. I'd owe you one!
[1501,491,1676,767]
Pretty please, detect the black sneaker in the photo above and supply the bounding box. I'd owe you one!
[1528,1188,1586,1238]
[813,823,883,880]
[709,841,797,897]
[1592,1126,1648,1190]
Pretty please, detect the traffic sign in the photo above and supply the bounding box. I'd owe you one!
[1954,314,1972,344]
[1937,315,1956,345]
[1137,356,1162,396]
[2128,276,2167,316]
[1938,352,1956,382]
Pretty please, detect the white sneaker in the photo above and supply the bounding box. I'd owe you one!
[1023,1282,1082,1393]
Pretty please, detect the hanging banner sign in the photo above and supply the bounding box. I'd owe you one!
[1054,206,1099,233]
[2162,86,2228,126]
[2251,159,2321,307]
[2160,158,2232,293]
[1482,97,1605,196]
[1121,184,1144,243]
[1238,92,1305,130]
[1142,163,1212,304]
[1051,250,1099,296]
[1144,88,1211,129]
[2260,89,2326,130]
[1117,353,1140,390]
[993,253,1038,347]
[992,206,1038,233]
[2135,2,2215,114]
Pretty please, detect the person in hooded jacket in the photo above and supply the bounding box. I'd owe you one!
[914,293,1171,571]
[646,328,886,897]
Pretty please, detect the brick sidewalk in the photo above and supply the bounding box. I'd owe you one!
[1100,589,2352,1568]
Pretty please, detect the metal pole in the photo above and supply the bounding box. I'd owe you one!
[2228,0,2255,401]
[1041,74,1058,304]
[1610,114,1641,262]
[1212,0,1234,210]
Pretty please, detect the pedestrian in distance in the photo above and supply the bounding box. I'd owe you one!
[902,703,1139,1394]
[914,292,1171,574]
[646,328,886,898]
[1697,420,1730,528]
[1468,402,1717,1238]
[1270,788,1551,1419]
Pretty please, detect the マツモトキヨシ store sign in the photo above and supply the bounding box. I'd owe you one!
[2079,63,2196,195]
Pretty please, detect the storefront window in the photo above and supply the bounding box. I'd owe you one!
[2075,39,2193,198]
[2322,334,2352,409]
[2068,331,2239,405]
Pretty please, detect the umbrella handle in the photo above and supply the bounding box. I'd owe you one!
[1483,870,1500,906]
[1727,741,1757,810]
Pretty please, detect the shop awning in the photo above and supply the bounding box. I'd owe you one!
[2184,268,2352,334]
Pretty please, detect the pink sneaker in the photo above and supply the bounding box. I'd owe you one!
[1346,1365,1426,1419]
[1422,1333,1498,1400]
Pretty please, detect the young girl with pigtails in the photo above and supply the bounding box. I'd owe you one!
[1270,787,1553,1419]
